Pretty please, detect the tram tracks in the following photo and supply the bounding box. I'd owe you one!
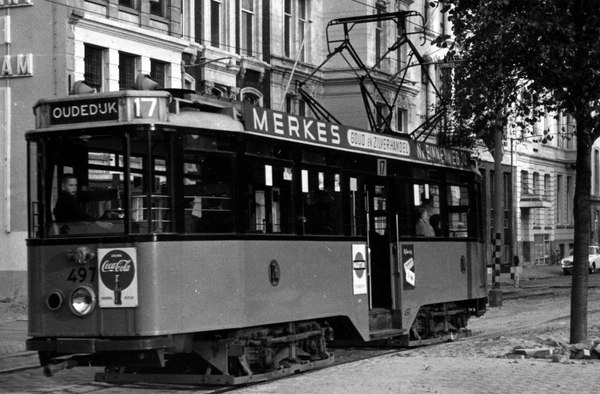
[0,352,40,374]
[5,309,599,391]
[467,308,600,341]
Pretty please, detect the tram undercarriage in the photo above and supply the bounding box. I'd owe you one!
[406,302,482,346]
[36,321,334,386]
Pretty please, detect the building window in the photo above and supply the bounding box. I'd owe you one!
[284,0,292,57]
[150,60,167,89]
[396,108,407,133]
[119,52,138,90]
[242,88,262,106]
[544,174,551,225]
[182,0,192,40]
[150,0,165,17]
[556,174,563,225]
[375,8,382,67]
[284,0,307,60]
[521,171,529,195]
[298,98,306,117]
[84,44,104,91]
[595,149,600,195]
[298,0,307,62]
[532,172,539,195]
[566,114,574,150]
[211,0,224,48]
[119,0,135,9]
[376,102,389,132]
[567,176,573,225]
[284,96,307,117]
[397,17,406,74]
[240,0,254,57]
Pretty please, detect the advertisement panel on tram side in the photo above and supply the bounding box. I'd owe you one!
[242,104,472,171]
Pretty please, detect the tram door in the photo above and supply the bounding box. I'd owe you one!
[366,180,393,309]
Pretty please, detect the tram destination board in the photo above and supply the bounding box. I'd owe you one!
[49,97,119,125]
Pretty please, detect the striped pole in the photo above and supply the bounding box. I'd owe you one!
[494,232,501,289]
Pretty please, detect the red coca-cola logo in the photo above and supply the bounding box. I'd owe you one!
[99,249,136,290]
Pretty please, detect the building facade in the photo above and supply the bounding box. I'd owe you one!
[0,0,581,299]
[513,113,577,265]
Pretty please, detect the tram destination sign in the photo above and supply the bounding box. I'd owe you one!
[243,104,471,170]
[49,97,119,125]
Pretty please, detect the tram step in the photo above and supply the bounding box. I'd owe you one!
[369,308,394,332]
[369,328,407,340]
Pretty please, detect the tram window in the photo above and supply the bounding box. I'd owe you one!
[413,183,441,237]
[28,142,41,238]
[447,185,469,237]
[302,150,327,165]
[348,177,366,236]
[247,141,273,157]
[41,135,126,237]
[183,151,234,234]
[183,133,232,152]
[372,185,387,236]
[396,180,413,237]
[246,141,292,160]
[301,168,343,235]
[130,132,174,234]
[246,160,293,234]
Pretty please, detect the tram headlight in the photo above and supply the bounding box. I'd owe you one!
[68,246,95,265]
[69,285,96,316]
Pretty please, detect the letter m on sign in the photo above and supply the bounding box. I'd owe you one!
[377,159,387,176]
[17,54,32,75]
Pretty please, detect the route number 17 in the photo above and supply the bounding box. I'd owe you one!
[134,97,158,119]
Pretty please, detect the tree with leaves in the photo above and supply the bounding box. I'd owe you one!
[436,0,600,343]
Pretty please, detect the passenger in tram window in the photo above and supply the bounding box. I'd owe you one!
[53,174,114,233]
[415,207,435,237]
[429,214,442,237]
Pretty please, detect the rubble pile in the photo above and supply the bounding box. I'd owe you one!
[507,338,600,363]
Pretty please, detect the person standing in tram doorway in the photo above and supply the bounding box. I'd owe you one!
[54,174,113,232]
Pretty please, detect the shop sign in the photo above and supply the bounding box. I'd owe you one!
[0,0,32,8]
[0,53,32,77]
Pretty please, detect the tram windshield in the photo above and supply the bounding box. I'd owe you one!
[28,129,174,238]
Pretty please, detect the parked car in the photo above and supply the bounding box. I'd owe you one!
[561,246,600,275]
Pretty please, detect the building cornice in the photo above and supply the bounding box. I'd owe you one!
[69,9,189,52]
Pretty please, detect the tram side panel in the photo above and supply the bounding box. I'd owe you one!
[140,240,370,339]
[29,239,370,339]
[399,240,487,329]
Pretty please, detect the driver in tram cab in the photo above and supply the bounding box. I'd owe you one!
[53,174,114,233]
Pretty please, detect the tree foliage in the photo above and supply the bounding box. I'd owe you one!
[437,0,600,147]
[437,0,600,343]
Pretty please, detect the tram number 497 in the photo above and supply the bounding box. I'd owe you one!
[67,267,97,283]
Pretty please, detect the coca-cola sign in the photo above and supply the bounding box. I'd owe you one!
[98,248,138,308]
[101,259,133,273]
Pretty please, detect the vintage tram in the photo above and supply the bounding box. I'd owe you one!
[25,89,487,385]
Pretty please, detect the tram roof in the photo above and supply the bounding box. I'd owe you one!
[28,90,477,172]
